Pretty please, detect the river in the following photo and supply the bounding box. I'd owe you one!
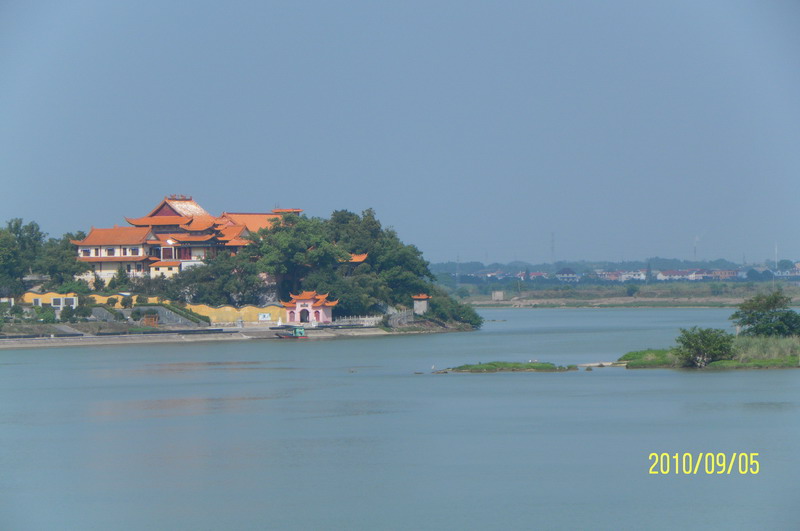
[1,308,798,530]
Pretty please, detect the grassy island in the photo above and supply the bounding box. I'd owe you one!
[620,338,800,369]
[448,361,578,373]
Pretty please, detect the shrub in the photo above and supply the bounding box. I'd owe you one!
[60,306,75,322]
[106,297,118,307]
[427,294,483,328]
[674,327,734,368]
[121,296,133,309]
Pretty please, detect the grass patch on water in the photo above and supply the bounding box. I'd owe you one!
[451,361,577,372]
[708,357,799,369]
[618,349,677,368]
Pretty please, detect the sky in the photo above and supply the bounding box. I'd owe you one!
[2,1,800,265]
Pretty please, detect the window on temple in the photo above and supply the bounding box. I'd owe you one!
[106,248,115,256]
[131,248,140,256]
[122,248,128,256]
[162,248,173,259]
[178,247,191,260]
[82,249,90,257]
[93,249,99,256]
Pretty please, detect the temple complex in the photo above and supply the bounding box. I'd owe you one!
[72,195,301,283]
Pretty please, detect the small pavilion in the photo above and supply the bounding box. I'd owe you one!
[411,293,431,315]
[281,291,339,324]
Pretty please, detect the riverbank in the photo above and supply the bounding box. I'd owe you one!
[0,320,479,351]
[0,326,393,351]
[471,295,747,308]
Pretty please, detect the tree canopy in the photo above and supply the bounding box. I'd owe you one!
[729,290,800,337]
[242,209,438,316]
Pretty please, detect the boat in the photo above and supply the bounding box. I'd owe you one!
[275,326,307,339]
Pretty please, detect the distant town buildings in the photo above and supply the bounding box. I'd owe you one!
[447,265,800,284]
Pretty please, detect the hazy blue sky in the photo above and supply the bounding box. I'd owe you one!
[2,1,799,265]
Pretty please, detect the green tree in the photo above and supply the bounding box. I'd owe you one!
[74,302,93,318]
[5,218,45,274]
[626,284,640,297]
[120,295,133,309]
[38,231,89,287]
[34,305,57,324]
[777,259,795,271]
[60,305,76,322]
[246,214,350,298]
[169,252,268,306]
[108,265,130,290]
[674,327,734,368]
[426,288,483,328]
[0,229,24,295]
[730,290,800,337]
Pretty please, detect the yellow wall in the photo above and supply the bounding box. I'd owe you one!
[184,303,287,324]
[20,291,79,304]
[87,294,160,308]
[21,292,281,322]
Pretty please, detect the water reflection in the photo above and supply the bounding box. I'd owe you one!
[90,393,290,419]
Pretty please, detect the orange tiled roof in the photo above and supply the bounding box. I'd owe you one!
[219,212,281,233]
[126,216,191,226]
[313,297,338,307]
[71,227,153,246]
[271,208,303,214]
[349,253,368,263]
[281,290,339,307]
[288,290,322,300]
[411,293,431,299]
[150,261,181,267]
[179,215,217,231]
[173,234,215,242]
[217,225,247,241]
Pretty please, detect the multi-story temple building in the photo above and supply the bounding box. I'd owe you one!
[72,195,301,283]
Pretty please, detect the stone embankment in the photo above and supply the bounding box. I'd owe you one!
[0,326,389,351]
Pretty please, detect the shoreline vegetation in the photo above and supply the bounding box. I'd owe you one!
[620,340,800,369]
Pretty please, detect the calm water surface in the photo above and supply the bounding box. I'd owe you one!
[1,308,798,530]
